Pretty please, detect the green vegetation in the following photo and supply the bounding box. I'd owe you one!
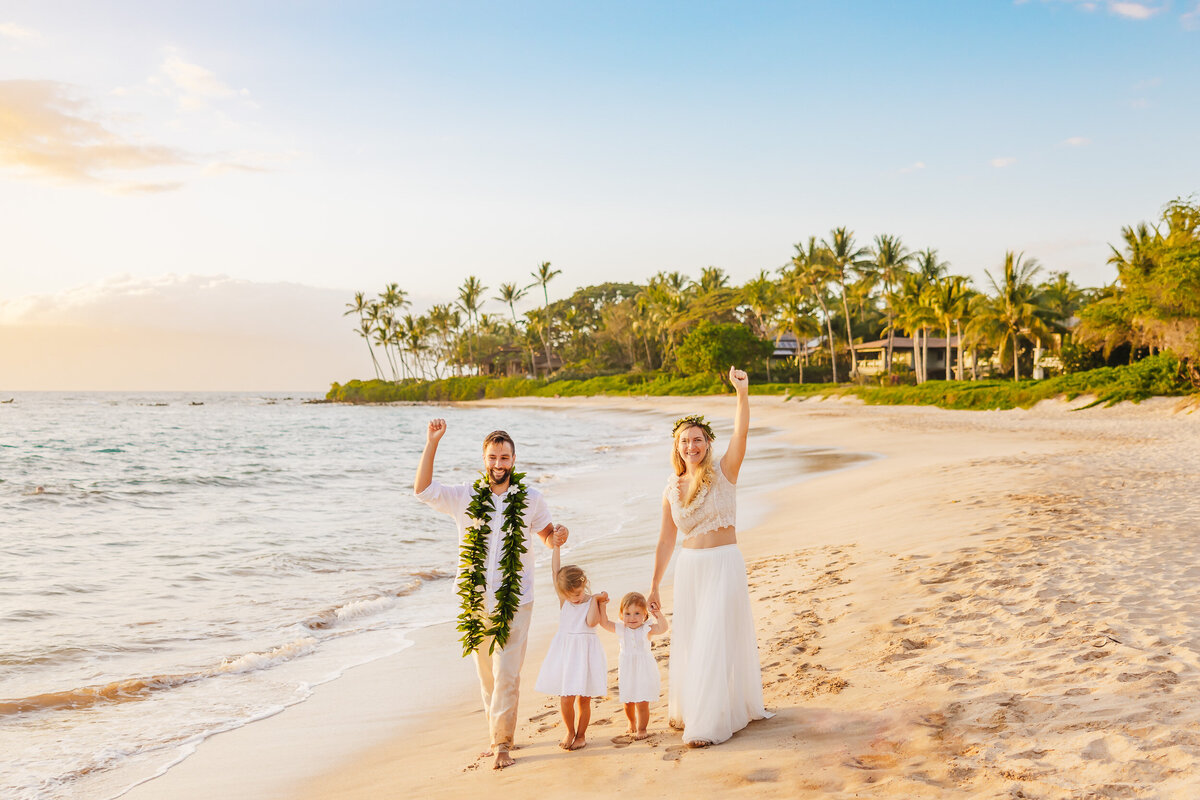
[328,353,1190,410]
[328,373,727,403]
[336,196,1200,407]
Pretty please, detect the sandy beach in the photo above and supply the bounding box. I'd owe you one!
[124,394,1200,800]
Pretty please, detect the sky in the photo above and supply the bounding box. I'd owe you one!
[1,0,1198,389]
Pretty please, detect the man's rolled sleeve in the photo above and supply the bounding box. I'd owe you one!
[415,480,468,515]
[526,491,553,536]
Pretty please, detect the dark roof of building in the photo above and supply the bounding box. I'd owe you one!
[853,335,960,350]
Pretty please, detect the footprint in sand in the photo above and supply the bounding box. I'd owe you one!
[741,768,781,783]
[663,745,686,762]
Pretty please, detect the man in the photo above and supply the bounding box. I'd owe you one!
[414,419,567,770]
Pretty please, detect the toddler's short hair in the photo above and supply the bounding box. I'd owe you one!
[555,564,588,595]
[620,591,648,615]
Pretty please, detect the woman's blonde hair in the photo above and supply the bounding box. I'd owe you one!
[671,423,714,507]
[555,564,589,596]
[619,591,648,615]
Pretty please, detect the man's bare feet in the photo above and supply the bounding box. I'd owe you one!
[633,730,649,740]
[568,735,587,751]
[559,733,575,750]
[492,748,515,769]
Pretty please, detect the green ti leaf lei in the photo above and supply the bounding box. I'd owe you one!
[455,470,530,657]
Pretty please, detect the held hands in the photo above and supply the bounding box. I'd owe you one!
[728,366,749,394]
[647,589,661,614]
[426,418,447,444]
[547,524,569,549]
[595,592,609,605]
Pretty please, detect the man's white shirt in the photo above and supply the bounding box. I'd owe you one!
[416,480,552,610]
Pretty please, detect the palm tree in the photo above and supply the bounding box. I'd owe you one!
[822,227,871,376]
[741,270,777,337]
[377,283,410,377]
[786,237,840,382]
[400,314,430,379]
[914,247,950,285]
[529,261,561,375]
[427,303,461,376]
[661,271,689,295]
[496,281,534,377]
[776,294,821,383]
[893,274,939,383]
[345,291,384,379]
[1040,271,1084,316]
[969,251,1053,381]
[929,275,973,380]
[1107,222,1160,276]
[457,275,488,374]
[695,266,730,294]
[870,234,913,373]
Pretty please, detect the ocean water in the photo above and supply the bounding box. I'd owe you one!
[0,393,664,800]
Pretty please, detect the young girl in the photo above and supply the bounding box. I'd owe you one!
[534,546,608,750]
[596,591,668,739]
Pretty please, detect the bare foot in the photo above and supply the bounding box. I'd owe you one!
[559,733,575,750]
[568,735,587,751]
[634,730,649,740]
[479,749,493,758]
[685,739,712,749]
[492,749,515,770]
[625,725,637,736]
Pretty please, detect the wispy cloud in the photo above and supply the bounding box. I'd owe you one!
[898,161,926,174]
[1062,136,1091,146]
[1110,1,1161,19]
[991,157,1017,168]
[1021,0,1191,24]
[0,273,354,338]
[0,80,189,188]
[1183,2,1200,29]
[156,47,252,112]
[0,275,372,391]
[0,21,37,39]
[0,76,281,192]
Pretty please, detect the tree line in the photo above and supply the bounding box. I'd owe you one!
[344,197,1200,387]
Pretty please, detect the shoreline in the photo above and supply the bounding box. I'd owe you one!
[120,399,829,800]
[126,395,1200,799]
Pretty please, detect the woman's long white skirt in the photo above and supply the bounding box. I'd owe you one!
[668,544,772,744]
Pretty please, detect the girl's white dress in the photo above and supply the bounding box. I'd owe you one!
[535,597,607,697]
[615,621,660,703]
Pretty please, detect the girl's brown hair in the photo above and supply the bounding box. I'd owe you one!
[671,423,714,507]
[619,591,648,615]
[555,564,588,596]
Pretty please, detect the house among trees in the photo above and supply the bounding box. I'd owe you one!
[851,336,973,379]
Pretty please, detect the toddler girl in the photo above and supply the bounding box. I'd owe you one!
[596,591,668,739]
[534,546,608,750]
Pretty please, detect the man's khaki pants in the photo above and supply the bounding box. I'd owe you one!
[472,602,533,751]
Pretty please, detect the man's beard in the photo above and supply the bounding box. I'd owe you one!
[488,467,512,486]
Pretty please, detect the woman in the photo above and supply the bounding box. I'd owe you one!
[647,365,772,747]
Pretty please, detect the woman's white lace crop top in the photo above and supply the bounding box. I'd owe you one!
[665,460,737,541]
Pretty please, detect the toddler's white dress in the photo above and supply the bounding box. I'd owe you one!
[535,598,607,697]
[615,621,660,703]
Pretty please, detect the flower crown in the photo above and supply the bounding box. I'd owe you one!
[672,414,715,441]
